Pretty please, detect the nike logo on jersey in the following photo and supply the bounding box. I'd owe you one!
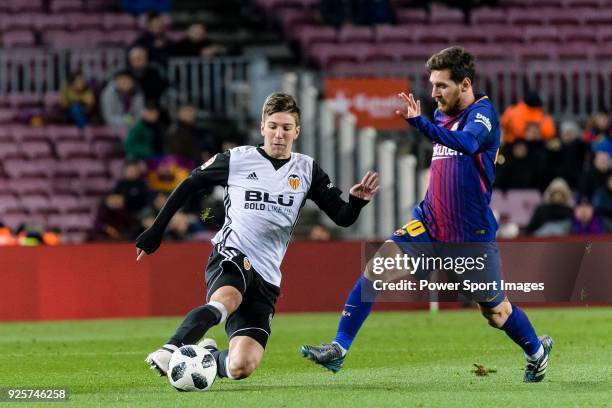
[246,172,258,180]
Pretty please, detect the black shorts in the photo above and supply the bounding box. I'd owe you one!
[204,247,280,348]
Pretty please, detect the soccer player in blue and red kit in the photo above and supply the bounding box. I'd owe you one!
[301,47,553,383]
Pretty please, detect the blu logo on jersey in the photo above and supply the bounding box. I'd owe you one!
[244,191,295,207]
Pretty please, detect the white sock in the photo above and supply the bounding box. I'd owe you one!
[225,356,236,380]
[526,344,544,361]
[332,341,348,357]
[208,300,229,323]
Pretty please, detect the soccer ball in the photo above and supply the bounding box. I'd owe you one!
[168,345,217,392]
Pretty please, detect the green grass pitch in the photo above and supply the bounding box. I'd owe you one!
[1,308,610,407]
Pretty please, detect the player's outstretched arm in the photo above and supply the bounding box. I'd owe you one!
[395,92,489,155]
[308,162,379,227]
[135,152,230,260]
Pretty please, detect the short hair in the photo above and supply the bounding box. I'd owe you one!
[426,46,475,84]
[261,92,300,126]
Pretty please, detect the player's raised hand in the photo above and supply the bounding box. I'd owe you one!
[395,92,421,119]
[350,171,380,201]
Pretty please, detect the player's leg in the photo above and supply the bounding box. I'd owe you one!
[206,268,279,380]
[146,248,250,376]
[302,220,430,372]
[209,336,265,380]
[479,299,553,382]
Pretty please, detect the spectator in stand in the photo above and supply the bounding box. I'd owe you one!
[571,199,607,235]
[124,103,167,160]
[593,173,612,224]
[101,70,144,127]
[127,47,167,104]
[146,156,190,193]
[581,111,610,145]
[500,91,556,144]
[309,224,332,241]
[495,124,547,191]
[92,193,137,241]
[173,23,226,57]
[132,11,174,67]
[138,191,169,230]
[579,150,610,201]
[0,222,16,246]
[112,160,150,213]
[137,191,193,241]
[165,105,216,165]
[525,177,573,236]
[320,0,396,27]
[542,120,590,190]
[60,71,95,128]
[121,0,173,15]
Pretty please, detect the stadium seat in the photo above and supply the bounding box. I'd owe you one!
[50,194,90,214]
[1,30,36,47]
[338,26,374,43]
[53,160,80,179]
[82,177,114,196]
[487,26,525,44]
[0,108,18,124]
[0,142,22,160]
[102,13,137,31]
[560,26,598,43]
[0,14,35,32]
[597,26,612,42]
[46,125,82,142]
[546,8,585,25]
[20,194,51,215]
[508,8,546,25]
[583,8,612,24]
[429,5,464,24]
[9,126,46,142]
[558,41,595,59]
[524,26,561,43]
[7,93,42,108]
[396,8,428,24]
[8,0,44,13]
[70,159,109,178]
[35,14,69,32]
[0,126,14,142]
[309,43,359,68]
[65,13,104,30]
[505,189,542,226]
[296,25,337,49]
[471,7,508,25]
[50,0,84,13]
[516,42,559,60]
[21,141,54,159]
[102,29,140,46]
[85,126,124,142]
[374,25,416,43]
[0,213,29,231]
[452,26,489,43]
[0,194,21,214]
[92,140,123,159]
[278,8,315,36]
[55,141,93,159]
[47,213,95,232]
[414,25,453,43]
[3,159,53,179]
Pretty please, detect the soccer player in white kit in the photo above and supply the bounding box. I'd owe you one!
[137,92,380,381]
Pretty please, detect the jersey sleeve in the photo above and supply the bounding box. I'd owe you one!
[407,105,496,155]
[307,161,368,227]
[135,151,230,254]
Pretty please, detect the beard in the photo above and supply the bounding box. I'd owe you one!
[436,90,462,115]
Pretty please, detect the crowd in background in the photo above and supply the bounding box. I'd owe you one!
[1,2,611,245]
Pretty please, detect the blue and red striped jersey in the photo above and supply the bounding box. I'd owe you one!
[407,94,500,242]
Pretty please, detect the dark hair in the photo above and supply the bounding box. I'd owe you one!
[426,46,475,84]
[68,70,84,84]
[146,11,161,21]
[114,69,134,80]
[261,92,300,126]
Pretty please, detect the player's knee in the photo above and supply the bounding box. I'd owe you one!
[228,356,259,379]
[210,286,242,315]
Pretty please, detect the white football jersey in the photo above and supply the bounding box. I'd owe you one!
[210,146,313,286]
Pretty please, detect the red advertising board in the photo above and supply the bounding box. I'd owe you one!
[324,77,411,130]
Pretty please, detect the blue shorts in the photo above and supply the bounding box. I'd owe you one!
[389,219,505,308]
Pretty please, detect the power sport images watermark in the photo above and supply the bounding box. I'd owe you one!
[359,241,612,303]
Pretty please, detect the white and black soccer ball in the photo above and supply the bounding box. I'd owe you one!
[168,345,217,392]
